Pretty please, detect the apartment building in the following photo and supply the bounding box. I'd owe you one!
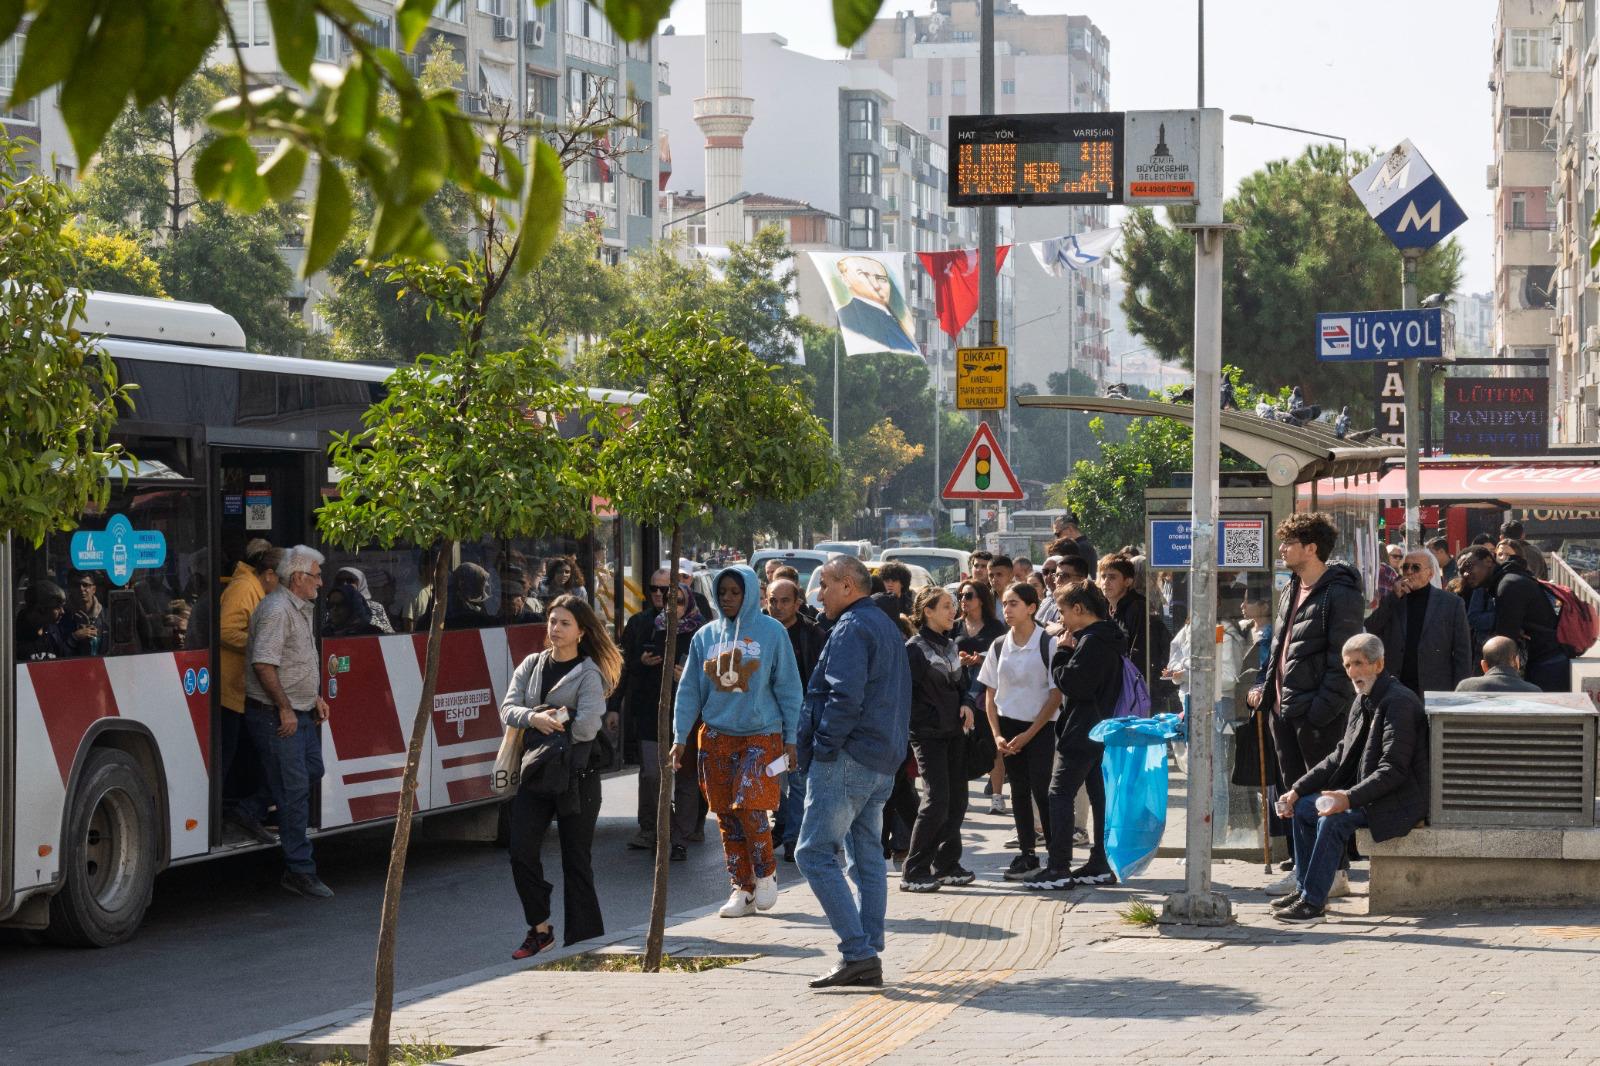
[0,25,76,182]
[1549,0,1600,443]
[849,1,1111,390]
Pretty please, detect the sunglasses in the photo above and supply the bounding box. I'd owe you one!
[1400,563,1426,573]
[959,591,978,600]
[649,585,670,593]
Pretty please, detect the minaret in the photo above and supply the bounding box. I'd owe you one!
[694,0,753,246]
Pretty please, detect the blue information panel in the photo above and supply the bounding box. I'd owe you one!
[1317,308,1452,362]
[69,513,168,586]
[1148,518,1269,571]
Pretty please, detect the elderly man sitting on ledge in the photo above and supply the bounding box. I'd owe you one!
[1272,633,1430,925]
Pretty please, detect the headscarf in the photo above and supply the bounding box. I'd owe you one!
[655,580,704,636]
[335,566,394,634]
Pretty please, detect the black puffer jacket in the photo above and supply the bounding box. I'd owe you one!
[1050,618,1126,749]
[1488,557,1561,665]
[1261,562,1366,729]
[906,627,967,738]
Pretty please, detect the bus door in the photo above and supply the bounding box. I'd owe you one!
[208,449,318,845]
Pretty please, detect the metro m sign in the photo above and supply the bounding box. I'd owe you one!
[1349,139,1466,252]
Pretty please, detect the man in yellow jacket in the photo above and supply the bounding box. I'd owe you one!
[221,541,281,843]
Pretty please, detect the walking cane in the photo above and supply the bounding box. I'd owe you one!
[1256,707,1271,873]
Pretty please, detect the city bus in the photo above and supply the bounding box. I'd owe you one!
[0,293,647,946]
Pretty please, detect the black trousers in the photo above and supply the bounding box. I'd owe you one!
[1046,740,1106,872]
[880,755,920,854]
[1269,711,1345,870]
[508,771,603,946]
[905,732,970,880]
[999,716,1054,856]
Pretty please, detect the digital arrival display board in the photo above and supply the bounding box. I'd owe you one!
[949,112,1125,207]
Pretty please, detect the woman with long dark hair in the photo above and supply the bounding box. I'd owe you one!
[976,581,1060,881]
[500,594,622,959]
[900,585,977,892]
[955,580,1007,814]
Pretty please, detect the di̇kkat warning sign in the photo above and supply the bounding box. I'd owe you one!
[956,346,1008,410]
[942,422,1023,501]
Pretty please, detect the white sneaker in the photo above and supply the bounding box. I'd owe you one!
[990,794,1007,815]
[1326,870,1351,899]
[719,889,755,918]
[753,875,778,911]
[1262,870,1298,894]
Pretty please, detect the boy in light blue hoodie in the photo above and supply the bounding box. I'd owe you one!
[673,565,803,916]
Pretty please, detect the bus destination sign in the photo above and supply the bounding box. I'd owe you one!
[949,113,1125,207]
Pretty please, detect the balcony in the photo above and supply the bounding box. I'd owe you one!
[566,32,617,68]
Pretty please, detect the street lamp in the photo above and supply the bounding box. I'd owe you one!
[1230,114,1348,174]
[659,190,752,241]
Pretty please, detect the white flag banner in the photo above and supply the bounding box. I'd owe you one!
[807,251,922,359]
[1029,226,1122,277]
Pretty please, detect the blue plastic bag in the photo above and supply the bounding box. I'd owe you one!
[1087,714,1184,880]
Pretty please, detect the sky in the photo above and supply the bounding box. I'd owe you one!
[661,0,1503,295]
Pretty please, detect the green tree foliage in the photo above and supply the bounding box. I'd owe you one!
[0,134,132,544]
[1053,369,1285,550]
[1,1,888,276]
[1011,367,1136,492]
[1118,146,1463,415]
[66,222,167,297]
[158,202,304,354]
[591,310,836,972]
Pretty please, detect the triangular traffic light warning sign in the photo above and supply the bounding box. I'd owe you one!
[942,422,1023,500]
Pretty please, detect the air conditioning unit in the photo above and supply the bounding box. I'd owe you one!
[525,19,545,46]
[492,14,515,39]
[1486,163,1498,189]
[1549,228,1561,252]
[1587,325,1600,350]
[1550,314,1564,336]
[463,94,489,115]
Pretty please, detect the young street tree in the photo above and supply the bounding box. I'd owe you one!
[592,310,837,972]
[0,133,132,544]
[315,100,572,1064]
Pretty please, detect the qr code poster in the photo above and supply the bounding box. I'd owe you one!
[1219,520,1267,569]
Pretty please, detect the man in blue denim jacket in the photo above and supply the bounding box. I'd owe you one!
[796,555,911,989]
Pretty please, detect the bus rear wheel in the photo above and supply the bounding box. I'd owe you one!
[47,748,159,947]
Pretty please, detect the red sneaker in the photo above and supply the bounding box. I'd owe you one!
[512,927,555,960]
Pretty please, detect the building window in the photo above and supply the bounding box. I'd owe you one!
[952,30,973,42]
[477,0,504,15]
[315,14,338,60]
[847,207,878,249]
[951,78,966,97]
[527,72,558,117]
[0,34,35,122]
[1001,79,1015,95]
[1506,28,1552,72]
[928,115,941,131]
[630,176,651,217]
[847,97,878,142]
[354,12,391,48]
[434,0,466,21]
[928,80,941,96]
[227,1,272,46]
[848,153,879,196]
[883,224,895,248]
[566,0,615,43]
[1511,191,1527,228]
[1505,107,1552,151]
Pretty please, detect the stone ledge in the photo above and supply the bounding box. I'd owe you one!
[1357,822,1600,912]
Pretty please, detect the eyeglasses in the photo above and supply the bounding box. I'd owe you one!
[1400,563,1426,573]
[649,585,670,593]
[959,591,978,600]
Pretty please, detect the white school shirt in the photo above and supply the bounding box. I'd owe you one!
[976,627,1059,723]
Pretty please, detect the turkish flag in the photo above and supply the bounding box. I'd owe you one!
[917,247,1011,338]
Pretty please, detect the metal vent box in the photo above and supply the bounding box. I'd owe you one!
[1424,693,1597,828]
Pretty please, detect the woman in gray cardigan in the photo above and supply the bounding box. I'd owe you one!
[501,595,621,959]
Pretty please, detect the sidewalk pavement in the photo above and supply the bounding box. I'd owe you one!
[177,784,1600,1066]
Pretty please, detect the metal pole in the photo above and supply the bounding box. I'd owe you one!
[832,327,841,541]
[1164,109,1232,927]
[1402,252,1421,547]
[978,0,997,374]
[1197,0,1205,109]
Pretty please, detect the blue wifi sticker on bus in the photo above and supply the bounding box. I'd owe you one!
[69,514,167,586]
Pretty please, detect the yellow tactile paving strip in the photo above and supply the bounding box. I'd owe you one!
[751,892,1063,1065]
[748,968,1014,1066]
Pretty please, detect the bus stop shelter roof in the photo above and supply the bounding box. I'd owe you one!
[1014,395,1401,485]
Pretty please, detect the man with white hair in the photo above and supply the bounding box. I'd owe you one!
[1272,633,1429,924]
[1361,547,1472,698]
[245,545,333,899]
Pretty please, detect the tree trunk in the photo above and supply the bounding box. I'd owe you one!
[642,525,684,972]
[367,544,452,1066]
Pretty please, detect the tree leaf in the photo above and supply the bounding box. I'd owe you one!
[10,0,100,108]
[516,139,565,273]
[393,96,447,205]
[58,2,147,167]
[395,0,435,52]
[192,134,267,212]
[601,0,672,42]
[832,0,886,47]
[266,0,319,85]
[0,0,24,51]
[305,159,352,277]
[325,54,374,157]
[133,0,221,107]
[258,139,309,202]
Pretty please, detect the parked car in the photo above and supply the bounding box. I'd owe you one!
[813,539,873,558]
[748,548,833,590]
[806,560,933,612]
[879,547,970,588]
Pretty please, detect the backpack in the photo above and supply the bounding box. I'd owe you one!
[1110,655,1152,719]
[1539,580,1598,658]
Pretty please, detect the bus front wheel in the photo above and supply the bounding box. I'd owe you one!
[47,748,159,947]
